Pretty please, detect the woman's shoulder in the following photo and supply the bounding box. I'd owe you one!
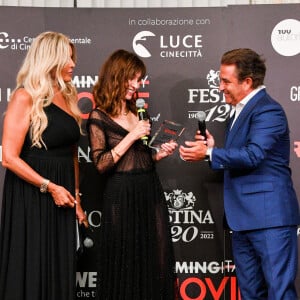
[89,107,109,120]
[10,87,32,107]
[87,108,111,129]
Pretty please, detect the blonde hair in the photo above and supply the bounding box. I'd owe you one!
[14,31,81,148]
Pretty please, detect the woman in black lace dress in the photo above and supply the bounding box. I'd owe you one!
[87,49,179,299]
[0,31,88,300]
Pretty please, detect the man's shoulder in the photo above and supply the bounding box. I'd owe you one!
[255,90,283,110]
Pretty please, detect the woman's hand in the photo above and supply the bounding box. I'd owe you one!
[129,120,151,141]
[47,182,77,208]
[76,203,89,227]
[155,141,178,161]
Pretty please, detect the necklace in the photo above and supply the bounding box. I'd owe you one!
[122,110,129,116]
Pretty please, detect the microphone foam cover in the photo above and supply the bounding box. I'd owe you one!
[83,237,94,248]
[196,111,206,122]
[136,98,145,108]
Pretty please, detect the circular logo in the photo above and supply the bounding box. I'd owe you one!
[271,19,300,56]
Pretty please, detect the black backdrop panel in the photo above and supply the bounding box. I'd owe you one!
[0,5,299,299]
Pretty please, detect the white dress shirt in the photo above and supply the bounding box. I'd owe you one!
[230,85,265,129]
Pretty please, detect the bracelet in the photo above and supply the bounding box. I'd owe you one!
[40,179,50,193]
[111,148,121,158]
[75,192,82,197]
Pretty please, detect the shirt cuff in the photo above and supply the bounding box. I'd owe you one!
[205,147,213,161]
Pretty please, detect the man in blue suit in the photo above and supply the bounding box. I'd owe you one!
[179,48,300,299]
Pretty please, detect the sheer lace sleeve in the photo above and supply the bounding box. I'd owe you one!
[87,110,115,174]
[87,108,155,174]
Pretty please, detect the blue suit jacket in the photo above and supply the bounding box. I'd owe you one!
[211,89,300,231]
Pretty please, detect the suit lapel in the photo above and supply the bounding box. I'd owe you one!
[225,89,266,147]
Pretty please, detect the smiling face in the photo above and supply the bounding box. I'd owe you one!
[124,72,142,101]
[219,64,253,106]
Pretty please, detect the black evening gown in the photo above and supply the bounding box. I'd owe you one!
[0,104,80,300]
[87,109,178,300]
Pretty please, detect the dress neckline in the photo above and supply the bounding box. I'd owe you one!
[96,108,130,134]
[51,102,76,120]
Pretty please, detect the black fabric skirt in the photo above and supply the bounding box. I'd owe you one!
[98,168,178,300]
[0,150,76,300]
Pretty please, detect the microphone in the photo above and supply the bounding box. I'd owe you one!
[82,225,94,248]
[196,111,207,140]
[136,98,149,145]
[83,236,94,248]
[76,222,94,259]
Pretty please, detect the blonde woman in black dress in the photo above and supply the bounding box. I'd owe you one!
[0,31,88,300]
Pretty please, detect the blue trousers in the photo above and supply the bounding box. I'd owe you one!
[232,226,298,300]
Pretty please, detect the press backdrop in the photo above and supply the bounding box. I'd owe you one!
[0,4,299,299]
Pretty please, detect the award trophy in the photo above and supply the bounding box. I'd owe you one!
[148,120,185,152]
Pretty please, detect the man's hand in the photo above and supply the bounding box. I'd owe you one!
[179,129,215,161]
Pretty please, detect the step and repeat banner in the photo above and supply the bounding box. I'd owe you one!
[0,4,299,299]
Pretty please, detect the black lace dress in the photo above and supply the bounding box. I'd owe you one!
[0,104,80,300]
[87,109,178,300]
